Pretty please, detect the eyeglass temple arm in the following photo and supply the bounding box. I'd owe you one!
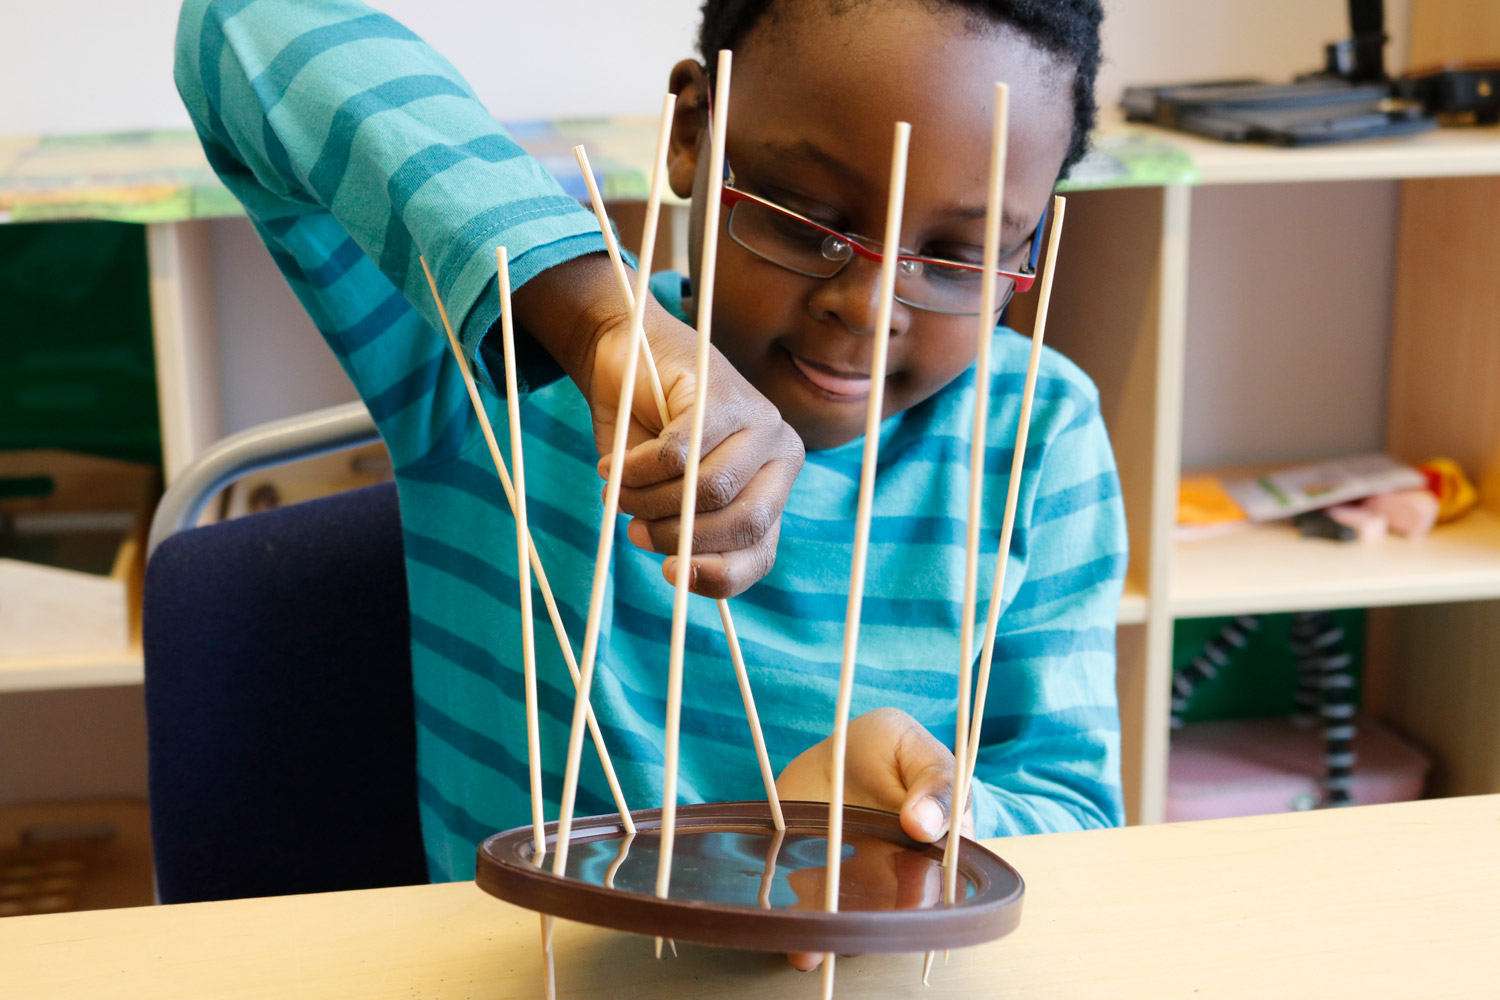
[1026,205,1048,274]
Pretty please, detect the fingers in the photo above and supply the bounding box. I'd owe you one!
[604,407,743,492]
[893,720,974,843]
[787,952,824,972]
[610,429,773,518]
[585,300,804,601]
[604,409,800,601]
[630,448,794,545]
[660,513,781,599]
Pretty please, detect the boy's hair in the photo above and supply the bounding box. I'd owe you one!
[697,0,1103,177]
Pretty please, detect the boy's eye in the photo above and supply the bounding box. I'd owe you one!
[766,210,827,246]
[921,243,985,267]
[758,186,846,229]
[924,262,983,285]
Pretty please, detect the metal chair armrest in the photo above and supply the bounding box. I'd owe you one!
[148,402,380,558]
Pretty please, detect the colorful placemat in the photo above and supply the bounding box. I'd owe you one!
[0,117,695,226]
[0,120,1197,226]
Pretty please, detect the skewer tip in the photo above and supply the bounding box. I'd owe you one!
[821,954,837,1000]
[654,936,663,959]
[539,915,556,1000]
[922,949,936,985]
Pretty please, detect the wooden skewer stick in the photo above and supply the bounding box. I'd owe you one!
[538,913,554,1000]
[758,824,786,909]
[494,245,546,858]
[928,81,1010,981]
[821,120,912,1000]
[416,256,634,837]
[656,48,736,938]
[573,141,784,831]
[550,89,676,904]
[938,197,1066,974]
[571,147,670,419]
[604,832,635,890]
[958,195,1068,844]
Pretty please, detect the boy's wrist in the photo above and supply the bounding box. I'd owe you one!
[510,252,632,393]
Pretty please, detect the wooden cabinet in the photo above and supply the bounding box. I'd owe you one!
[1037,121,1500,822]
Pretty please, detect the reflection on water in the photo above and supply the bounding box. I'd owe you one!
[563,829,977,911]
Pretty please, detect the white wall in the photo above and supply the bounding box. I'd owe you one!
[1097,0,1411,106]
[1181,181,1400,469]
[2,0,1412,134]
[0,0,699,135]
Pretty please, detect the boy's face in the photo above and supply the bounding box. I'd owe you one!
[668,0,1074,451]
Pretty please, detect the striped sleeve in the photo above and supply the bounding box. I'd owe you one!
[967,359,1128,837]
[173,0,608,465]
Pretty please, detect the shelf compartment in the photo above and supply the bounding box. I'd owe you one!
[1172,507,1500,618]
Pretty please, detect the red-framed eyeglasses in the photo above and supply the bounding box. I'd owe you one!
[718,170,1043,317]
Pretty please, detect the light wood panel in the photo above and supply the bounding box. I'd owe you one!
[1041,186,1180,602]
[1368,601,1500,796]
[1362,0,1500,805]
[1111,623,1149,825]
[1409,0,1500,69]
[1388,175,1500,509]
[1025,184,1190,825]
[4,796,1496,999]
[0,646,144,692]
[1173,508,1500,616]
[147,221,222,483]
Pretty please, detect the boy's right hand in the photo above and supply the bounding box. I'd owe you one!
[514,253,804,599]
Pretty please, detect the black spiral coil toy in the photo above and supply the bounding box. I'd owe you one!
[1289,611,1357,806]
[1170,611,1357,808]
[1169,615,1261,730]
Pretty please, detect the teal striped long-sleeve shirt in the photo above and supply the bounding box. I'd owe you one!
[175,0,1128,882]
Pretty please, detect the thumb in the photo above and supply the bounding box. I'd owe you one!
[892,726,962,844]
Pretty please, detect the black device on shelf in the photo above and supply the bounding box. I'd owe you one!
[1397,66,1500,124]
[1122,0,1437,146]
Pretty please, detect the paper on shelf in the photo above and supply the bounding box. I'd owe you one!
[1224,454,1426,523]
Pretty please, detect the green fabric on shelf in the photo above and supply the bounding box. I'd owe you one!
[0,221,161,464]
[1172,610,1365,723]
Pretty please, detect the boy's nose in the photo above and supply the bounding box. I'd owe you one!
[805,255,912,340]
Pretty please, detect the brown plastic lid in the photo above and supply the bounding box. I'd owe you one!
[475,800,1023,954]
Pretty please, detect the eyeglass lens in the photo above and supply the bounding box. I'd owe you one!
[726,198,1017,316]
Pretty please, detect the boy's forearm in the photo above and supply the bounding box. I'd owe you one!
[510,252,632,393]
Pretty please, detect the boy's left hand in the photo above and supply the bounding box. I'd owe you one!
[775,707,975,972]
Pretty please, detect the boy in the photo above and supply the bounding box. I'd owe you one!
[174,0,1125,900]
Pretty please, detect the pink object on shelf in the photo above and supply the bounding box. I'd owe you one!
[1166,716,1430,822]
[1360,489,1440,538]
[1326,503,1388,542]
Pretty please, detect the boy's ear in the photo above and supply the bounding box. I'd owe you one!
[667,59,709,199]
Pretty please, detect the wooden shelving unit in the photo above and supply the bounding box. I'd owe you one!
[1039,116,1500,823]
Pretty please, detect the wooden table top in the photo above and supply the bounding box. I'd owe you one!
[5,795,1497,999]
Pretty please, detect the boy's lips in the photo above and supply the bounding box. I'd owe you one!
[789,354,873,398]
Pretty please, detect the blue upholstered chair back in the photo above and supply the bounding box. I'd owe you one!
[143,481,429,903]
